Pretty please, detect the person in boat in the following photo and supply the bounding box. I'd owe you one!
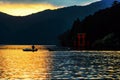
[32,45,35,50]
[23,45,37,52]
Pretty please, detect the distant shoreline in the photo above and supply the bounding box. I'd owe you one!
[0,45,120,51]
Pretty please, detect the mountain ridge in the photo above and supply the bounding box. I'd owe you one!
[0,0,117,44]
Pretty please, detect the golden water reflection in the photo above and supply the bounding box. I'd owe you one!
[0,45,120,79]
[0,47,52,79]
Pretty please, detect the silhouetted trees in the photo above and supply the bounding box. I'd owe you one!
[112,0,120,6]
[60,1,120,50]
[59,18,82,48]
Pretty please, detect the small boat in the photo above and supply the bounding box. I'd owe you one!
[23,45,38,52]
[23,48,38,52]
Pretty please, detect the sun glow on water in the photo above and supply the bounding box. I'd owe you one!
[0,46,51,79]
[0,45,120,79]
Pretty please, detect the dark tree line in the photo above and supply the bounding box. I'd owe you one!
[59,1,120,50]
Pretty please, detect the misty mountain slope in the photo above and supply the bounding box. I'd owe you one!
[0,0,117,44]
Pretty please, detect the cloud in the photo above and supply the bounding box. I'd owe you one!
[0,0,101,16]
[0,3,59,16]
[0,0,101,6]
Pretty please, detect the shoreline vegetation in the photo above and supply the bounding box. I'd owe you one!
[59,1,120,50]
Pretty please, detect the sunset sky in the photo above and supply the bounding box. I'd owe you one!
[0,0,101,16]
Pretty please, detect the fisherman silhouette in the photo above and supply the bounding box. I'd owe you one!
[32,45,35,50]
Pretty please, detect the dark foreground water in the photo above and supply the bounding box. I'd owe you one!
[0,45,120,79]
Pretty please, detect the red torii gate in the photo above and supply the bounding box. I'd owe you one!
[74,33,89,50]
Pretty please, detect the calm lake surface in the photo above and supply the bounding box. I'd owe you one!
[0,45,120,79]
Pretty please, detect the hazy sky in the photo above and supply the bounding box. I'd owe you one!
[0,0,101,6]
[0,0,101,16]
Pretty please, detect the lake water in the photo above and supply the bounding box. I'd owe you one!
[0,45,120,79]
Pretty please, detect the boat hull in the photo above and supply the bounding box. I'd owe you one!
[23,49,38,52]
